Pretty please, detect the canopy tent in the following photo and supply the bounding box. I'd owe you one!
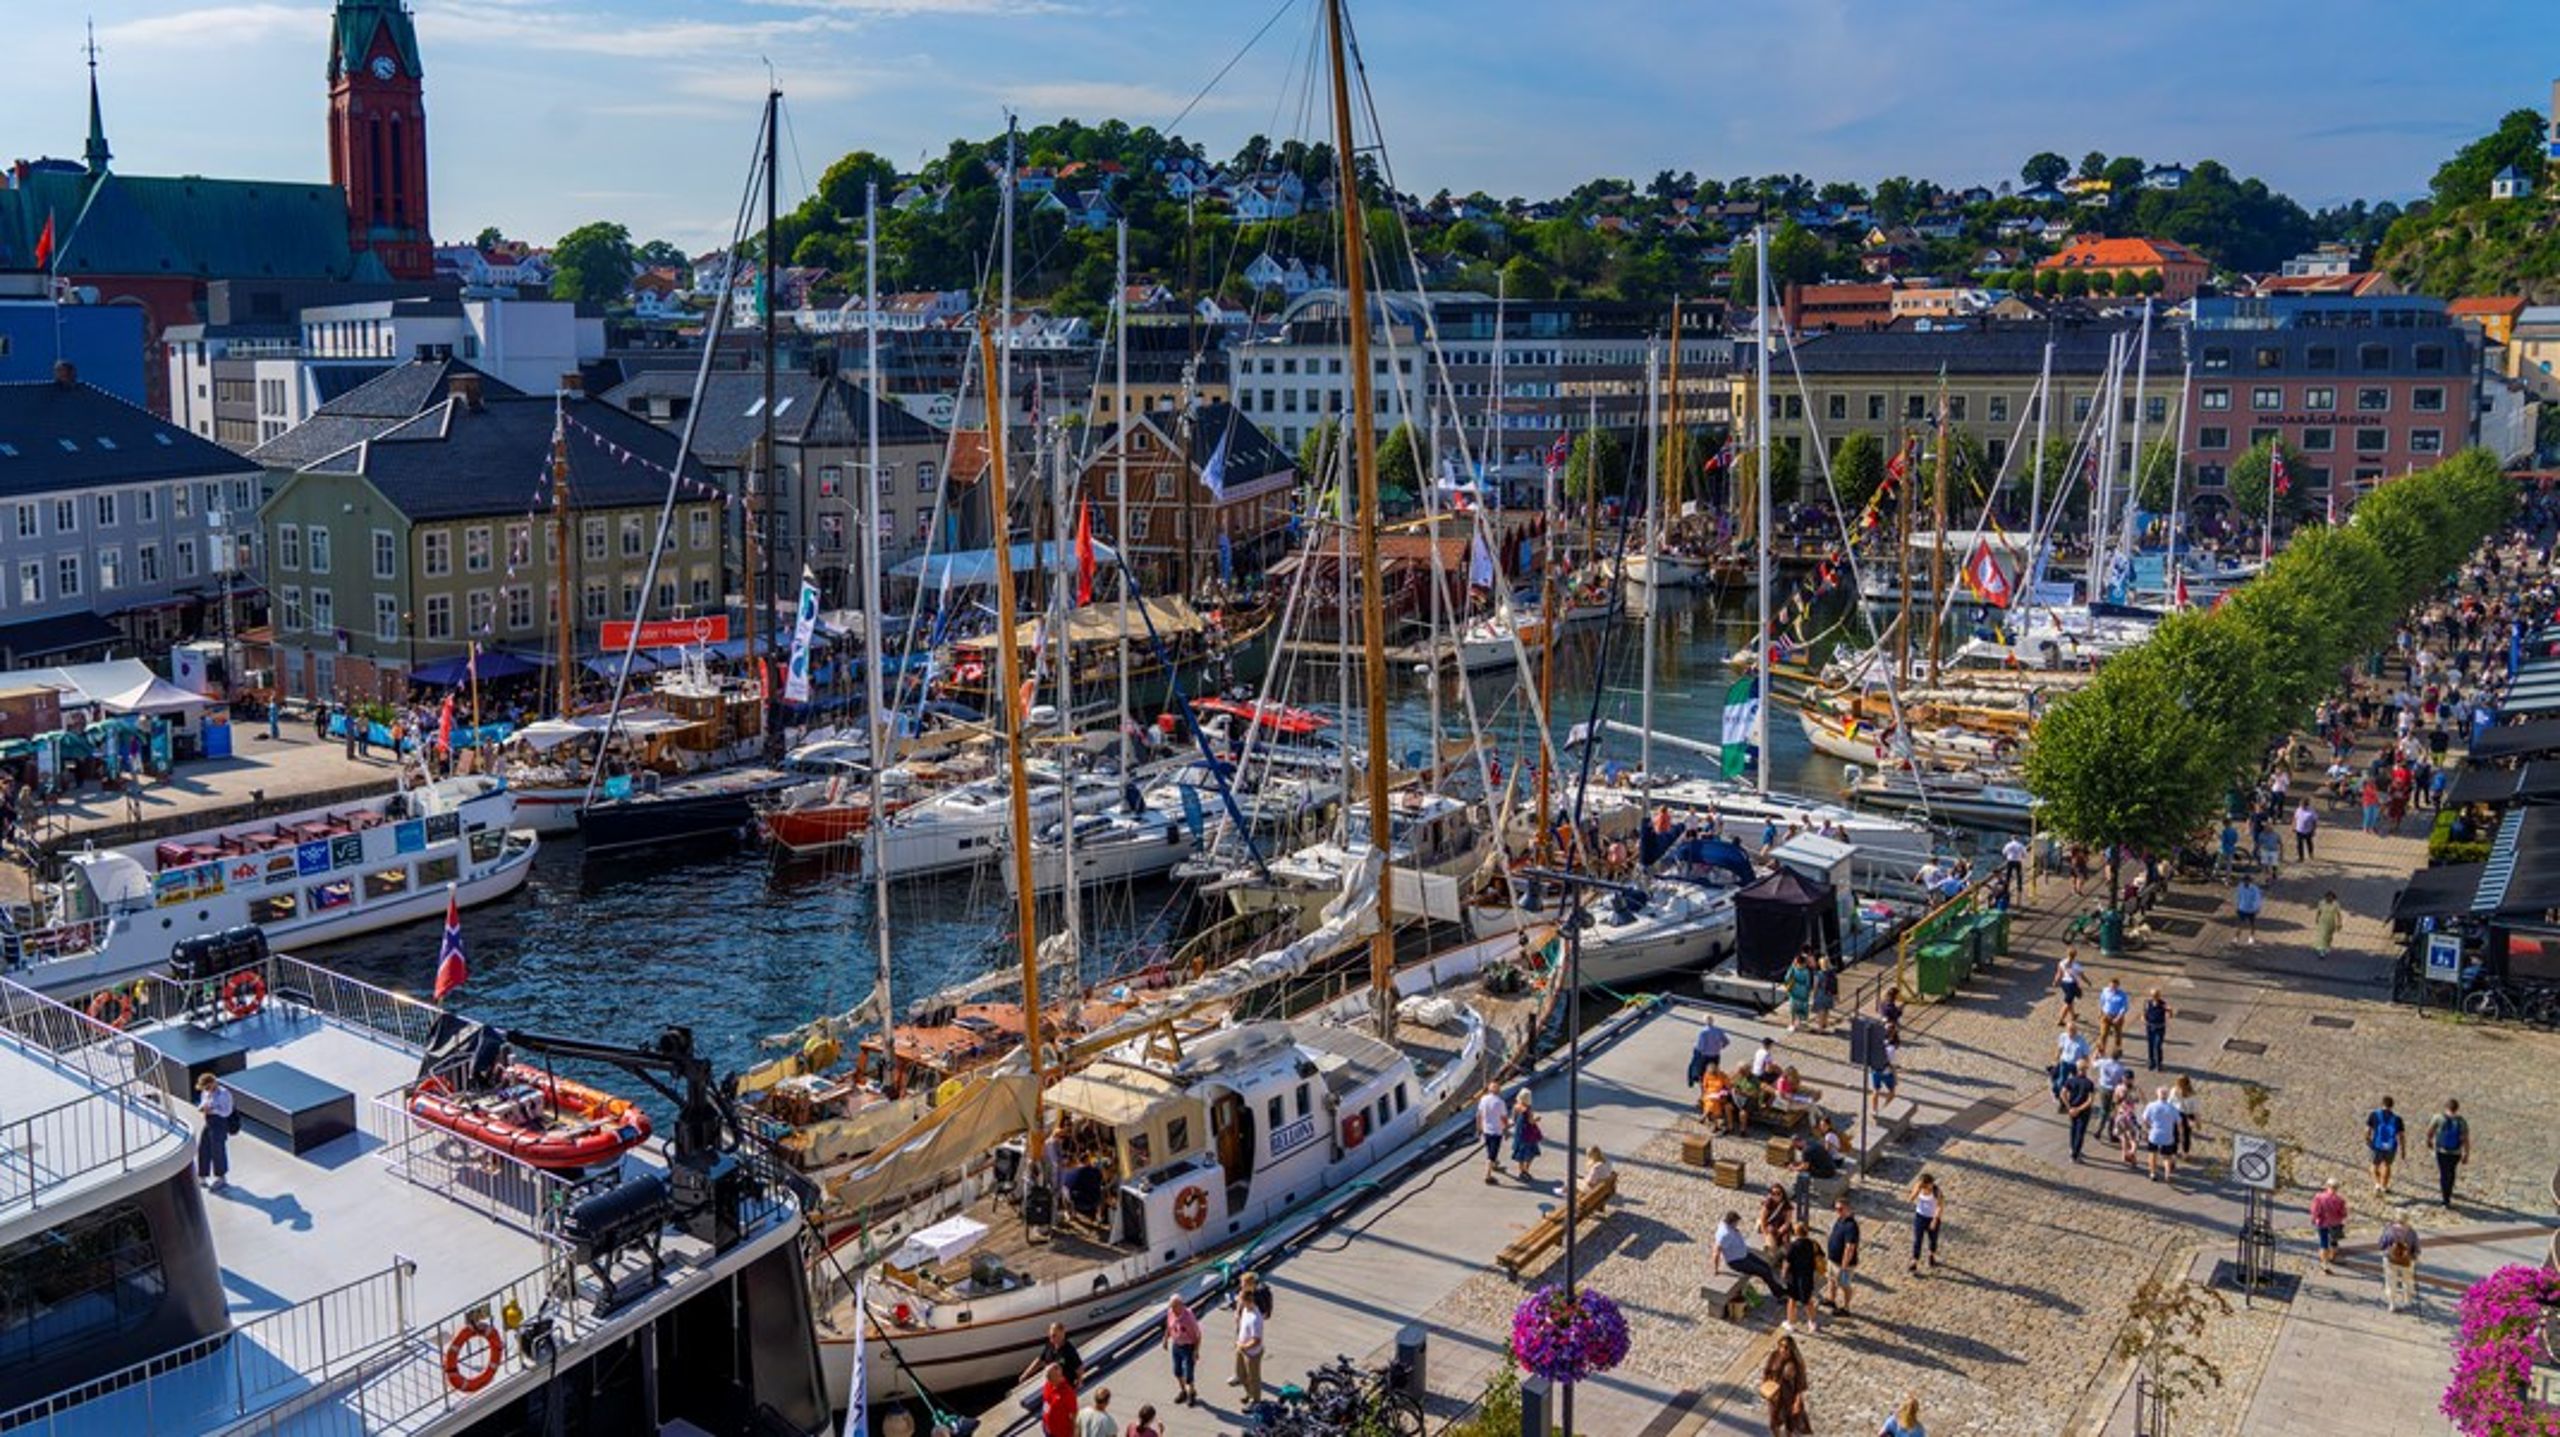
[504,710,698,752]
[584,652,665,680]
[1731,867,1840,980]
[2443,762,2560,808]
[890,540,1120,590]
[955,595,1208,651]
[2,659,211,720]
[2471,719,2560,761]
[2390,862,2487,923]
[410,649,543,687]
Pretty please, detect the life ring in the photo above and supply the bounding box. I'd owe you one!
[222,970,268,1021]
[1992,737,2020,761]
[1340,1112,1369,1148]
[1172,1184,1210,1232]
[442,1319,504,1394]
[86,988,134,1029]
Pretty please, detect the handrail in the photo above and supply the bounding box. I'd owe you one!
[365,1088,584,1243]
[0,974,188,1211]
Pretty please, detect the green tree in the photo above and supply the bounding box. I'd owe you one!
[2427,108,2547,207]
[1376,421,1423,501]
[2225,437,2310,527]
[1565,429,1629,504]
[1826,431,1887,515]
[549,221,636,305]
[1735,439,1802,507]
[814,149,899,217]
[2102,155,2148,198]
[2034,267,2062,297]
[2060,268,2090,297]
[634,239,691,278]
[472,225,506,251]
[2022,658,2226,898]
[2079,150,2110,181]
[2021,152,2070,190]
[1298,419,1342,489]
[1499,254,1555,300]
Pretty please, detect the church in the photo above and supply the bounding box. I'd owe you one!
[0,0,437,415]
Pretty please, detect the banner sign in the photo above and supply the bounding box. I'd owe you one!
[601,615,730,650]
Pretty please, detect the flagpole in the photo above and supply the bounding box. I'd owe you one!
[862,181,897,1036]
[1640,339,1659,786]
[2165,357,2191,606]
[1752,223,1772,794]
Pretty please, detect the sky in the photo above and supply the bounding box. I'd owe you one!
[13,0,2554,254]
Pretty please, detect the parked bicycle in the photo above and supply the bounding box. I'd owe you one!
[1246,1353,1425,1436]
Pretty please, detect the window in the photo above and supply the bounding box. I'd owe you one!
[171,486,190,520]
[1988,437,2008,468]
[620,517,644,558]
[308,879,354,912]
[2413,387,2446,413]
[2254,346,2283,370]
[2072,395,2093,423]
[248,892,296,923]
[2301,427,2334,452]
[13,561,35,605]
[11,504,29,539]
[0,1202,169,1370]
[1153,473,1174,499]
[307,527,330,575]
[2355,428,2388,454]
[582,579,608,621]
[2249,427,2278,448]
[1825,394,1846,422]
[1783,395,1803,420]
[176,539,197,578]
[422,592,451,640]
[95,547,119,591]
[94,494,115,527]
[2413,344,2446,372]
[465,526,492,573]
[506,523,531,571]
[231,479,254,511]
[372,530,396,580]
[2411,429,2443,455]
[2144,397,2168,424]
[1131,512,1152,540]
[2251,387,2282,412]
[375,595,400,643]
[2200,387,2230,412]
[136,543,158,584]
[308,587,333,632]
[818,466,842,499]
[583,518,607,562]
[619,577,639,617]
[2306,345,2337,372]
[688,566,714,606]
[55,555,79,598]
[277,524,302,570]
[1948,395,1968,422]
[506,585,533,630]
[1265,1096,1284,1130]
[51,499,74,534]
[466,590,495,637]
[1905,395,1926,421]
[2303,387,2336,411]
[279,585,303,631]
[136,488,154,523]
[689,509,713,550]
[2358,343,2389,371]
[2201,346,2231,371]
[422,530,451,577]
[2197,464,2227,488]
[2356,388,2390,412]
[1866,394,1885,422]
[1988,395,2008,424]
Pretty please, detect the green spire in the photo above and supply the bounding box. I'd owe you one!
[82,21,110,175]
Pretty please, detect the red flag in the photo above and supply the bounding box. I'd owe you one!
[435,692,455,753]
[1545,434,1570,470]
[33,212,55,271]
[2270,448,2290,497]
[433,889,468,1001]
[2172,568,2191,610]
[1960,539,2014,608]
[1885,445,1910,481]
[1075,499,1097,606]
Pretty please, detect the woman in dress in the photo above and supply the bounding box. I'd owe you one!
[1761,1331,1811,1435]
[1783,952,1814,1032]
[1510,1089,1544,1183]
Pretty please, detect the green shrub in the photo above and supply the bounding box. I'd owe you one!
[2428,808,2491,866]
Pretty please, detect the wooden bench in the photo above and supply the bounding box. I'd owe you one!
[225,1061,356,1154]
[1496,1172,1618,1276]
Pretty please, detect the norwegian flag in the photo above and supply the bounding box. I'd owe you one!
[433,889,468,1001]
[1703,441,1734,473]
[1886,445,1910,481]
[1545,434,1571,471]
[2172,567,2191,610]
[2270,447,2290,497]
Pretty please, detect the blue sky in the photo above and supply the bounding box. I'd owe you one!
[15,0,2554,253]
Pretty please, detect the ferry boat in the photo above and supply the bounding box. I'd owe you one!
[0,955,832,1434]
[6,776,535,1001]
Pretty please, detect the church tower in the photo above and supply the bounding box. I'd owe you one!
[327,0,432,280]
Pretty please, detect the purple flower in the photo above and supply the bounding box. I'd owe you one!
[2443,1265,2560,1435]
[1510,1287,1633,1385]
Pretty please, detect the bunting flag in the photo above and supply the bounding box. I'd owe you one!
[1719,676,1760,780]
[34,212,56,271]
[1074,500,1097,605]
[433,888,468,1001]
[1885,444,1910,482]
[1960,539,2015,608]
[784,565,820,704]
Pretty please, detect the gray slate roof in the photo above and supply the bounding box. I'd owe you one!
[1759,323,2179,377]
[599,369,945,468]
[0,378,259,497]
[1088,402,1293,486]
[248,358,522,470]
[298,392,715,523]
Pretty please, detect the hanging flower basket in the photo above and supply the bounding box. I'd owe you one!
[1509,1286,1631,1386]
[2444,1264,2560,1436]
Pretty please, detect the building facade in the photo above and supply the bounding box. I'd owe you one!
[325,0,434,281]
[1075,403,1296,594]
[257,381,720,703]
[2036,236,2209,302]
[2182,296,2477,508]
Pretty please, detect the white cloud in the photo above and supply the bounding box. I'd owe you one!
[97,3,318,49]
[1003,80,1210,117]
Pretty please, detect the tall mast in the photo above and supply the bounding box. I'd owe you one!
[1000,114,1016,505]
[2122,299,2155,590]
[1926,369,1948,680]
[1752,228,1773,789]
[1050,419,1083,965]
[1114,221,1132,772]
[978,315,1045,1125]
[861,183,895,1032]
[1640,341,1660,785]
[1325,0,1397,1038]
[2164,357,2192,606]
[1534,346,1559,862]
[551,400,576,717]
[744,85,778,754]
[1667,297,1684,524]
[2027,339,2053,558]
[1895,432,1912,691]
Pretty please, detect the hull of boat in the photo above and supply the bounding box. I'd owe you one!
[1622,553,1708,591]
[1006,828,1199,894]
[762,802,893,857]
[507,786,590,834]
[1852,781,2035,829]
[1575,912,1735,987]
[577,772,796,854]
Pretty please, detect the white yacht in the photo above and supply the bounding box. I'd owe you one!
[866,768,1127,881]
[1005,805,1200,894]
[1577,776,1942,896]
[1209,791,1489,925]
[1571,877,1740,987]
[1848,763,2038,828]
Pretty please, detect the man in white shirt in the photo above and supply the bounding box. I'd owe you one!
[2140,1088,2183,1181]
[1750,1038,1779,1079]
[2001,835,2028,889]
[1475,1081,1509,1184]
[1076,1388,1119,1437]
[1233,1293,1266,1400]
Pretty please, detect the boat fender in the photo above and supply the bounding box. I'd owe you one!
[1340,1112,1369,1148]
[86,988,134,1029]
[221,970,268,1021]
[442,1319,505,1393]
[1172,1183,1211,1232]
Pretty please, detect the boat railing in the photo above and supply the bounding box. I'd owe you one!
[264,951,447,1052]
[363,1086,588,1244]
[0,974,187,1212]
[0,1257,415,1436]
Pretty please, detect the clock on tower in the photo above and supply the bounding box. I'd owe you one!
[326,0,432,281]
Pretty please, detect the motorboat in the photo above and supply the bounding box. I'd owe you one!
[1570,877,1739,986]
[576,764,799,854]
[1006,804,1200,894]
[865,768,1126,882]
[1208,790,1490,925]
[408,1063,654,1171]
[1847,762,2038,828]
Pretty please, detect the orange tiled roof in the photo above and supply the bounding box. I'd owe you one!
[2037,235,2204,270]
[2252,272,2391,297]
[2449,296,2527,319]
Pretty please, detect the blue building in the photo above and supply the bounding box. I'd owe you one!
[0,296,145,406]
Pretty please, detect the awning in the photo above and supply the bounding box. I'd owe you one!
[2472,719,2560,760]
[1046,1063,1184,1127]
[2390,862,2485,922]
[890,541,1120,589]
[0,658,209,718]
[2443,762,2560,808]
[0,610,121,661]
[2476,808,2560,915]
[2497,692,2560,719]
[584,652,664,680]
[411,649,542,687]
[956,595,1208,651]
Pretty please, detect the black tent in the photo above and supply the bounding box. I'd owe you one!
[2472,718,2560,760]
[1732,867,1839,980]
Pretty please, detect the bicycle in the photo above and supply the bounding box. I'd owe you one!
[1299,1353,1425,1437]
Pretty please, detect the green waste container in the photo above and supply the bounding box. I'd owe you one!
[1988,907,2013,958]
[1914,941,1964,998]
[2099,906,2126,957]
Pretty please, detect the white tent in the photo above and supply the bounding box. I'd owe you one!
[7,659,212,721]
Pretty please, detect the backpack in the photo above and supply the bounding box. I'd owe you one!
[2370,1109,2401,1150]
[2435,1115,2466,1153]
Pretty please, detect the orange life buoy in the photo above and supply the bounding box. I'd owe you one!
[1173,1184,1210,1232]
[1340,1112,1369,1148]
[222,970,268,1021]
[442,1319,504,1393]
[86,988,134,1029]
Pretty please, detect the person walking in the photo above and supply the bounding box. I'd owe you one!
[2359,775,2382,834]
[2426,1099,2471,1207]
[2232,877,2264,945]
[2059,1059,2099,1163]
[2294,798,2319,861]
[1231,1273,1267,1401]
[1784,952,1813,1032]
[2312,890,2344,960]
[2310,1179,2348,1274]
[2141,1086,2183,1182]
[195,1072,235,1189]
[1075,1388,1118,1437]
[1476,1080,1509,1184]
[1880,1394,1927,1437]
[1809,959,1839,1035]
[1510,1089,1544,1184]
[2172,1073,2199,1157]
[1711,1210,1783,1304]
[2052,946,2085,1021]
[1780,1221,1822,1333]
[2051,1021,2091,1100]
[2141,988,2173,1071]
[1163,1294,1201,1406]
[2096,977,2131,1057]
[1822,1195,1860,1317]
[1760,1331,1812,1436]
[2366,1096,2404,1196]
[1907,1173,1942,1274]
[2378,1215,2422,1312]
